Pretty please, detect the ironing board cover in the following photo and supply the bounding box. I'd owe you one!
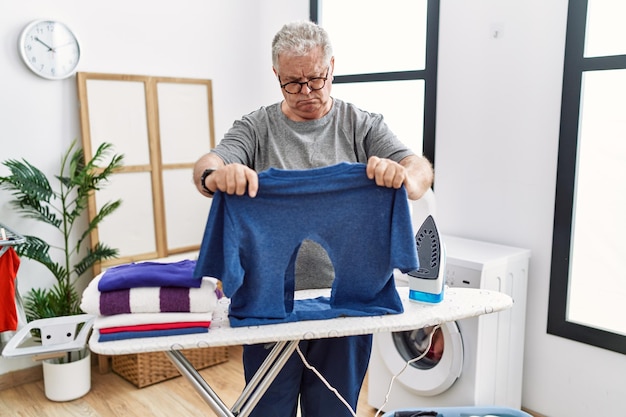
[88,287,513,355]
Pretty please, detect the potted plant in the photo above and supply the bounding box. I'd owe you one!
[0,139,123,401]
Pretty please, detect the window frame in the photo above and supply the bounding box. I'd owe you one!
[310,0,439,170]
[547,0,626,354]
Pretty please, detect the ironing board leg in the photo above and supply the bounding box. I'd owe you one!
[233,340,300,417]
[165,350,235,417]
[165,341,300,417]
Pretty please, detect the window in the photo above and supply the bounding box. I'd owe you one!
[77,73,215,273]
[548,0,626,354]
[310,0,439,165]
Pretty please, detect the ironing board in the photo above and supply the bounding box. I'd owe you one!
[89,286,512,417]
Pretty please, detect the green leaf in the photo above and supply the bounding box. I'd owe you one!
[74,243,119,277]
[0,159,54,202]
[76,199,122,250]
[0,160,62,228]
[23,283,82,321]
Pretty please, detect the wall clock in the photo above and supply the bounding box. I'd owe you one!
[19,20,81,80]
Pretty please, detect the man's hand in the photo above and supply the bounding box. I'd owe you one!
[366,156,406,190]
[194,154,259,198]
[207,163,259,198]
[366,155,433,200]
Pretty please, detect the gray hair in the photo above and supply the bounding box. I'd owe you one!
[271,21,333,71]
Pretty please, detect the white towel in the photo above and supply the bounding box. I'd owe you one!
[93,311,214,329]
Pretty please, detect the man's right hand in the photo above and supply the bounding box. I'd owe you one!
[207,163,259,198]
[194,153,258,198]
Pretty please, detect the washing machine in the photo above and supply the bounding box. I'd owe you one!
[368,235,530,412]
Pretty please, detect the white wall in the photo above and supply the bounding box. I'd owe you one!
[435,1,625,416]
[1,1,624,416]
[0,0,307,373]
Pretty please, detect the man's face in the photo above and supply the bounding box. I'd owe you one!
[274,46,334,121]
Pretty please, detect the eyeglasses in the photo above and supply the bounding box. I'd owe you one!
[278,68,329,94]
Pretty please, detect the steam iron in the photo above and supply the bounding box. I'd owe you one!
[407,215,445,303]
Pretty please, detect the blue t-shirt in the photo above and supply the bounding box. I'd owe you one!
[194,162,419,327]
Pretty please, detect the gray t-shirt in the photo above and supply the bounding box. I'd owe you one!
[211,98,414,289]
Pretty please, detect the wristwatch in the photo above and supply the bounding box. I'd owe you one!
[200,168,216,195]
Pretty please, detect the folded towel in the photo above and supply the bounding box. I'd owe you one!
[98,326,209,342]
[99,321,212,334]
[81,273,219,316]
[98,259,201,291]
[93,311,214,329]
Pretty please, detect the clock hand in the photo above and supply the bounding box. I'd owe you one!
[35,37,55,52]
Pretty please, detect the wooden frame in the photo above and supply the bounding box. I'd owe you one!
[77,72,215,273]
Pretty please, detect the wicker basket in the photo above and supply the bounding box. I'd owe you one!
[112,346,229,388]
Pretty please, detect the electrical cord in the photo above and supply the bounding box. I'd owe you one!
[374,324,442,417]
[295,344,358,416]
[294,324,442,417]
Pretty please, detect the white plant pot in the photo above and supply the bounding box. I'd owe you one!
[42,350,91,401]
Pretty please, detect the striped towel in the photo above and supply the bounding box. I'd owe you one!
[81,273,220,316]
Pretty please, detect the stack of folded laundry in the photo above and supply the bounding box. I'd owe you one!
[81,259,222,342]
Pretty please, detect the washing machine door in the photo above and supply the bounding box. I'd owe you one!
[375,321,463,396]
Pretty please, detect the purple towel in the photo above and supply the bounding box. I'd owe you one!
[98,259,201,292]
[99,287,196,315]
[100,289,132,315]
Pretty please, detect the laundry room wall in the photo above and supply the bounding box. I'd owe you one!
[435,1,625,416]
[0,0,307,375]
